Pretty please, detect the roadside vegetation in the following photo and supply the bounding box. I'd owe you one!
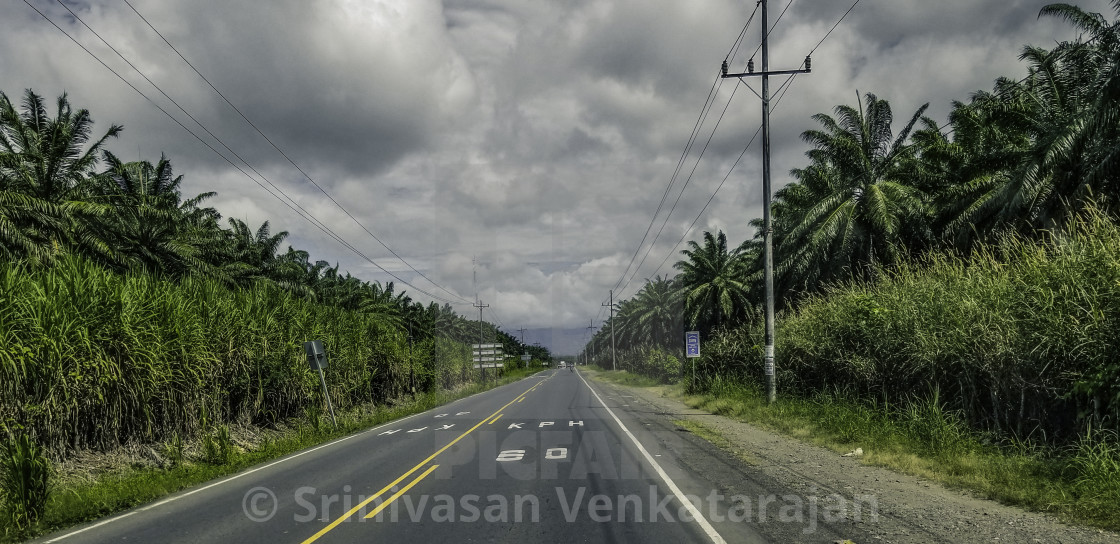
[582,2,1120,531]
[0,87,548,539]
[6,368,537,543]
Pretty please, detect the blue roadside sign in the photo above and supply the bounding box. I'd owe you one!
[685,331,700,358]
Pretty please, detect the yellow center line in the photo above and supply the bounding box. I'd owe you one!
[488,413,503,424]
[299,378,545,543]
[363,464,440,519]
[517,397,525,403]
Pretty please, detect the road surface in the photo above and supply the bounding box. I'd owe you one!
[38,368,872,543]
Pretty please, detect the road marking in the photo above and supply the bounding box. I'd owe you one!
[517,397,525,403]
[362,464,440,519]
[44,377,536,543]
[42,392,450,543]
[301,378,546,543]
[576,373,727,544]
[489,413,503,425]
[496,450,525,462]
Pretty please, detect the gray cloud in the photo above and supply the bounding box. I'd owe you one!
[2,0,1112,352]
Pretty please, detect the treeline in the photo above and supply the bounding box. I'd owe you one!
[583,2,1120,441]
[0,89,547,454]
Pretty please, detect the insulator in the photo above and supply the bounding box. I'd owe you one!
[721,60,728,76]
[805,55,812,71]
[748,58,755,73]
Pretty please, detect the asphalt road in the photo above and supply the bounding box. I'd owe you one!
[38,368,870,543]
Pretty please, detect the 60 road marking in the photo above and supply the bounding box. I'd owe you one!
[300,377,547,543]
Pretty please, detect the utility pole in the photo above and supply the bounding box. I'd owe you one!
[585,319,594,366]
[721,0,810,403]
[602,290,616,371]
[516,326,528,368]
[474,299,489,380]
[408,321,414,399]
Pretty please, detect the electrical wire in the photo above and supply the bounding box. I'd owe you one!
[608,4,762,298]
[609,3,763,300]
[747,0,796,64]
[24,0,464,305]
[627,0,865,293]
[616,82,742,298]
[121,0,470,304]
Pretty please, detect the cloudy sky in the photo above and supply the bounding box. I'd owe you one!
[3,0,1112,353]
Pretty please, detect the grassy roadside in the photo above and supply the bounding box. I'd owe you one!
[583,365,664,388]
[3,368,541,543]
[587,368,1120,532]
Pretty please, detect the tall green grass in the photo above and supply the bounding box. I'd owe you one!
[694,208,1120,443]
[0,256,480,456]
[0,432,51,531]
[590,345,682,384]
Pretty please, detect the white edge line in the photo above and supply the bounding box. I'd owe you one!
[577,371,727,544]
[43,376,534,543]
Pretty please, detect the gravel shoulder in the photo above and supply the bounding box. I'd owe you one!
[586,372,1118,544]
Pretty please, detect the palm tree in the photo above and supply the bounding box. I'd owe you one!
[217,218,289,286]
[91,152,220,276]
[674,230,751,333]
[773,92,930,291]
[0,90,121,262]
[626,276,683,349]
[933,3,1120,245]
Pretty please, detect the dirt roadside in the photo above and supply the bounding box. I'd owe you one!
[586,373,1118,544]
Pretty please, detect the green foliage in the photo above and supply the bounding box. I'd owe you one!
[1067,427,1120,495]
[0,255,488,456]
[607,346,681,384]
[161,433,184,468]
[201,425,234,465]
[698,208,1120,442]
[0,432,51,533]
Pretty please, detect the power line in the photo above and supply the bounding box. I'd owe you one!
[25,0,463,305]
[50,1,338,240]
[636,0,862,291]
[610,3,760,296]
[746,0,796,64]
[485,306,505,330]
[121,0,470,304]
[809,0,860,55]
[611,74,725,294]
[617,82,743,298]
[646,125,762,281]
[608,8,761,296]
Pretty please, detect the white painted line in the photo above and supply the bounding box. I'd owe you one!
[43,379,524,543]
[577,373,726,544]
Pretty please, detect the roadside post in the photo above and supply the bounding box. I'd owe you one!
[303,340,337,427]
[685,331,700,390]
